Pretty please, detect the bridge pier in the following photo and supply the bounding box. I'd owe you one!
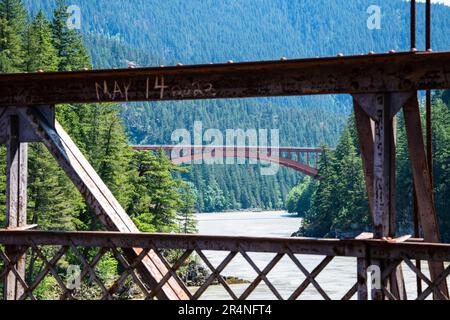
[353,92,448,300]
[3,114,28,300]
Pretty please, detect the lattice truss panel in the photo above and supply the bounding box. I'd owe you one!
[1,241,449,300]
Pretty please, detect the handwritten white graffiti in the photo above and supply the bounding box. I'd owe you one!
[170,81,216,99]
[95,80,132,101]
[95,76,216,102]
[147,76,216,99]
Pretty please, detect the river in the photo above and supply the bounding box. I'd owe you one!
[192,210,433,300]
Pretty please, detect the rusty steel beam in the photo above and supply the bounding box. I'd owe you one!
[1,51,450,106]
[353,100,375,224]
[425,0,433,188]
[1,230,450,262]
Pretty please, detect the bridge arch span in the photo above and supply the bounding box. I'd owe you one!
[132,146,321,178]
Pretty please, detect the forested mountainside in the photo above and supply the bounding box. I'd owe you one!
[25,0,450,211]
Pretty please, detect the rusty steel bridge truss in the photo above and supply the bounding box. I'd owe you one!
[1,0,450,300]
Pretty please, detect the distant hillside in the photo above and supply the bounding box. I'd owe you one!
[26,0,450,63]
[25,0,450,211]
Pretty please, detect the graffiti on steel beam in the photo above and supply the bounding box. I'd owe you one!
[94,76,216,102]
[95,80,132,101]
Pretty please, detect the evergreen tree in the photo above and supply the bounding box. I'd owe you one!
[301,147,337,237]
[51,0,90,71]
[27,143,83,231]
[395,113,414,234]
[0,0,26,72]
[298,121,370,238]
[0,0,26,27]
[55,103,139,231]
[286,176,314,215]
[176,181,197,234]
[24,10,59,72]
[22,9,81,232]
[332,126,369,235]
[128,150,195,233]
[432,94,450,241]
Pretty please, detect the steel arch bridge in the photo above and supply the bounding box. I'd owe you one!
[132,145,322,177]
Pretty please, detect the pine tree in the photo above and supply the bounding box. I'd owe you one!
[332,126,370,235]
[51,0,90,71]
[432,96,450,241]
[28,144,82,231]
[298,122,370,238]
[24,10,59,72]
[176,181,197,234]
[286,176,314,215]
[22,10,81,232]
[0,0,26,26]
[128,150,195,233]
[0,0,26,72]
[301,146,337,237]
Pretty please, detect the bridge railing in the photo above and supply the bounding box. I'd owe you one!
[0,231,449,300]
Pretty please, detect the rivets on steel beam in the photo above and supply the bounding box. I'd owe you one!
[280,57,288,61]
[227,60,234,64]
[427,48,433,52]
[337,53,344,57]
[368,51,375,55]
[37,69,44,73]
[389,50,396,54]
[176,63,183,66]
[411,48,418,52]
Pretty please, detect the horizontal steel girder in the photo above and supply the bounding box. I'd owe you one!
[0,51,450,106]
[1,230,450,262]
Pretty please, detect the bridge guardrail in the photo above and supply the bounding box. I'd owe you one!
[0,231,449,300]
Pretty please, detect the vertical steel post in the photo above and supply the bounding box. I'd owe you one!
[411,0,422,296]
[4,115,28,300]
[426,0,433,185]
[411,0,416,50]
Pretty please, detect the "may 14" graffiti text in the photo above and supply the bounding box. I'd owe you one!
[95,76,216,102]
